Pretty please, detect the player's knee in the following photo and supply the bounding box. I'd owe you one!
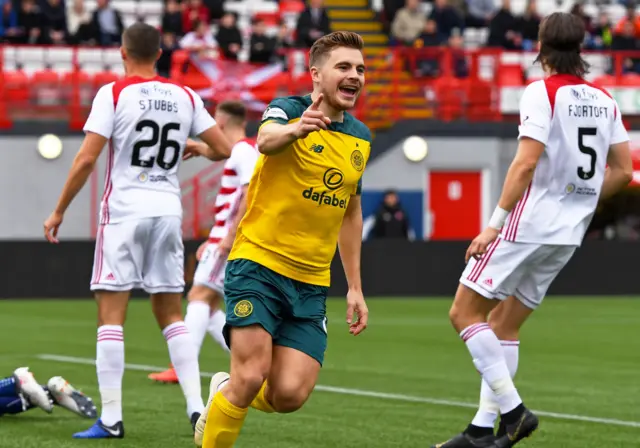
[231,367,269,398]
[448,303,464,329]
[268,384,310,413]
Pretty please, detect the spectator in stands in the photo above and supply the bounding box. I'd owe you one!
[466,0,495,29]
[274,21,294,68]
[570,2,593,35]
[41,0,67,44]
[216,12,243,61]
[414,19,444,77]
[366,190,413,240]
[162,0,183,36]
[295,0,331,48]
[429,0,464,41]
[612,20,640,73]
[67,0,93,44]
[249,18,277,64]
[158,32,179,77]
[383,0,405,34]
[391,0,425,45]
[588,11,613,49]
[91,0,123,46]
[449,29,468,78]
[614,5,640,38]
[486,0,521,49]
[203,0,224,21]
[17,0,43,44]
[180,19,217,55]
[183,0,210,34]
[0,0,20,43]
[516,0,540,51]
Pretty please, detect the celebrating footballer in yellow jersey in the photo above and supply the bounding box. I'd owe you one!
[197,31,371,448]
[229,94,370,286]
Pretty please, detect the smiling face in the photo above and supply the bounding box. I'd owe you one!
[309,32,365,112]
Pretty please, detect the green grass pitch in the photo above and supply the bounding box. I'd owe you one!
[0,298,639,447]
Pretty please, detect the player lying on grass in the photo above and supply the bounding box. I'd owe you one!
[433,12,633,448]
[0,367,97,419]
[196,31,371,447]
[149,101,259,384]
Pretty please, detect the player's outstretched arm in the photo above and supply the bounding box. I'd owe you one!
[338,195,368,336]
[44,132,107,243]
[600,141,633,202]
[257,94,331,155]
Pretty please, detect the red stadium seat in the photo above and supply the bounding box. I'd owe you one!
[32,69,60,86]
[279,0,304,13]
[618,73,640,86]
[497,65,524,86]
[592,74,617,87]
[93,71,120,88]
[2,70,29,102]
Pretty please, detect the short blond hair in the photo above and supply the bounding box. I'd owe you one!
[309,31,364,68]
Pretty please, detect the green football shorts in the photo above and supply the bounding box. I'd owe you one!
[223,258,329,365]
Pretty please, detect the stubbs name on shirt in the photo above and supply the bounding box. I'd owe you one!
[139,99,180,113]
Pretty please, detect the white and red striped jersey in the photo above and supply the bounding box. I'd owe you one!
[207,138,259,243]
[83,75,216,224]
[503,74,629,246]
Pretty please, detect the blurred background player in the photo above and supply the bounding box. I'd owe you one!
[433,12,632,448]
[43,22,233,439]
[1,367,97,419]
[148,100,259,384]
[197,31,371,448]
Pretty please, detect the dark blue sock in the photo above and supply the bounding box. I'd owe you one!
[0,395,26,416]
[0,376,18,397]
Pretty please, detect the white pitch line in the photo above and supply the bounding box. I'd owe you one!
[37,354,640,429]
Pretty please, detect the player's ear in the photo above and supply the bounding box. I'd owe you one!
[310,65,320,84]
[156,48,163,62]
[120,46,127,61]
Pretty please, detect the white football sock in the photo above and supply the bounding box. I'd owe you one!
[461,324,522,414]
[96,325,124,426]
[163,322,204,416]
[471,340,520,428]
[184,301,211,355]
[207,309,230,353]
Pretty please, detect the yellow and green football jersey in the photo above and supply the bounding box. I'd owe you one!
[228,95,371,286]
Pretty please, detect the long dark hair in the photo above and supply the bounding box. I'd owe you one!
[535,12,590,78]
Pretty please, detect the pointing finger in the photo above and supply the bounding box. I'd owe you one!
[310,93,324,110]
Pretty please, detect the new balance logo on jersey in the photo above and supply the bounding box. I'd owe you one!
[310,143,324,153]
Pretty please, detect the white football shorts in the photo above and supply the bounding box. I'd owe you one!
[192,243,227,294]
[459,238,576,309]
[90,216,185,294]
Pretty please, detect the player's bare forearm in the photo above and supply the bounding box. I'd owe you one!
[257,122,298,155]
[55,132,106,214]
[54,154,96,214]
[338,196,363,292]
[497,138,544,212]
[497,161,536,212]
[195,126,233,161]
[599,167,633,202]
